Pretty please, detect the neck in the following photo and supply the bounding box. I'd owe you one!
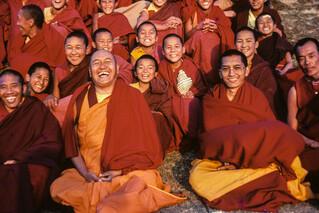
[95,81,116,97]
[138,82,150,93]
[169,59,183,70]
[68,63,78,72]
[226,87,239,101]
[251,7,263,17]
[141,45,155,53]
[51,6,66,15]
[28,27,38,39]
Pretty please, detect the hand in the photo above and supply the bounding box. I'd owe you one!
[99,170,122,182]
[200,19,217,32]
[83,171,100,182]
[216,162,236,171]
[305,138,319,148]
[3,160,17,165]
[165,16,182,29]
[43,95,59,111]
[273,25,283,37]
[182,90,194,99]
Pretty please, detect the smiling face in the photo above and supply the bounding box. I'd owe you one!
[296,41,319,80]
[65,36,88,66]
[17,10,32,37]
[0,74,24,113]
[249,0,264,11]
[100,0,115,15]
[197,0,213,10]
[163,36,184,64]
[94,31,113,52]
[152,0,167,7]
[219,55,248,89]
[256,14,274,36]
[136,58,157,84]
[29,68,50,94]
[137,23,157,47]
[90,50,118,89]
[51,0,67,11]
[235,30,258,61]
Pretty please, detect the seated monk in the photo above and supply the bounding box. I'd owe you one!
[8,4,66,76]
[131,54,182,152]
[158,33,207,148]
[25,61,54,101]
[235,0,285,37]
[136,0,183,45]
[0,69,62,213]
[235,26,282,119]
[50,50,185,213]
[288,37,319,193]
[93,0,133,61]
[92,28,133,84]
[130,21,164,65]
[183,0,234,86]
[43,0,92,49]
[189,49,314,212]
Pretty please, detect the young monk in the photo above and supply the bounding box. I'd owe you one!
[92,28,133,84]
[136,0,183,44]
[235,26,283,118]
[288,38,319,193]
[50,50,185,213]
[25,61,54,100]
[131,54,182,152]
[158,33,206,148]
[93,0,133,61]
[130,21,163,65]
[183,0,234,86]
[8,4,66,76]
[0,69,62,213]
[189,49,313,212]
[256,12,293,73]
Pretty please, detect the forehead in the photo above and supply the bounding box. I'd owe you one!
[96,32,112,40]
[137,58,155,66]
[257,15,274,22]
[0,74,21,85]
[139,24,156,32]
[32,67,49,75]
[236,30,255,40]
[164,36,182,46]
[297,41,319,55]
[65,36,85,45]
[100,0,115,3]
[221,55,243,65]
[91,51,114,62]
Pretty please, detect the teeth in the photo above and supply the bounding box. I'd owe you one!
[6,96,16,103]
[98,71,110,77]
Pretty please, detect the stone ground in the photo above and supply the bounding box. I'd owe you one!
[45,1,319,212]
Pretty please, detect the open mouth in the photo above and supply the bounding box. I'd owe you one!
[98,71,110,79]
[5,96,17,104]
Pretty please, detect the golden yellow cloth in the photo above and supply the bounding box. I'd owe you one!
[130,46,146,62]
[44,7,55,24]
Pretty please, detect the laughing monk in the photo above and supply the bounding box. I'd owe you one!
[189,49,313,212]
[0,69,62,213]
[50,50,185,213]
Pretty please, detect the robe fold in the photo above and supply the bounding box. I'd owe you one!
[184,5,234,85]
[115,55,133,84]
[0,97,62,213]
[190,82,313,211]
[56,56,90,98]
[67,0,97,28]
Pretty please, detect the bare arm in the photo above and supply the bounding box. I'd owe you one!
[287,86,298,129]
[71,154,99,182]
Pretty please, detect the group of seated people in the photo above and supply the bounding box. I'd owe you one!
[0,0,319,212]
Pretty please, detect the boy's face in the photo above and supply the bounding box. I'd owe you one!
[235,30,258,60]
[137,24,157,47]
[29,68,50,94]
[152,0,167,7]
[256,15,275,36]
[65,36,88,66]
[249,0,264,11]
[94,32,113,52]
[136,58,157,84]
[163,36,184,63]
[197,0,213,10]
[100,0,115,15]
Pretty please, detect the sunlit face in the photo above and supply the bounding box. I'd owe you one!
[137,23,157,47]
[256,15,274,36]
[90,50,118,88]
[197,0,213,10]
[29,68,50,94]
[152,0,167,7]
[0,74,23,113]
[136,58,157,84]
[17,10,32,36]
[163,36,184,63]
[249,0,264,11]
[94,32,113,52]
[65,36,88,66]
[51,0,67,10]
[297,41,319,80]
[100,0,115,15]
[219,55,248,89]
[235,30,258,60]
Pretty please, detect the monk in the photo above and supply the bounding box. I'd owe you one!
[92,28,133,84]
[0,69,62,213]
[189,49,313,212]
[288,37,319,193]
[183,0,234,86]
[8,4,66,76]
[235,0,285,37]
[235,27,282,118]
[25,61,54,101]
[158,33,206,148]
[131,54,182,152]
[43,0,92,47]
[50,50,185,213]
[136,0,183,44]
[93,0,133,61]
[131,21,164,65]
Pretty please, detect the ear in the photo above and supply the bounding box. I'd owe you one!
[89,68,92,77]
[136,36,139,43]
[255,40,259,49]
[25,74,30,82]
[85,46,90,55]
[92,42,96,49]
[244,67,249,77]
[182,46,185,55]
[22,84,27,94]
[218,71,223,80]
[155,72,158,77]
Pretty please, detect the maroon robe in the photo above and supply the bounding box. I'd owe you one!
[0,0,9,68]
[0,96,62,213]
[67,0,98,28]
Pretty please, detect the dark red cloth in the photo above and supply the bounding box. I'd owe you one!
[116,0,133,8]
[97,12,133,38]
[67,0,97,27]
[63,79,163,173]
[0,0,9,68]
[56,55,90,98]
[115,55,133,84]
[0,97,62,212]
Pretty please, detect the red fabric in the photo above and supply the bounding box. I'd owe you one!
[97,12,133,38]
[116,0,133,8]
[115,55,133,84]
[184,5,234,85]
[113,43,130,61]
[63,79,163,173]
[56,56,90,98]
[0,0,9,68]
[9,24,66,76]
[74,0,98,27]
